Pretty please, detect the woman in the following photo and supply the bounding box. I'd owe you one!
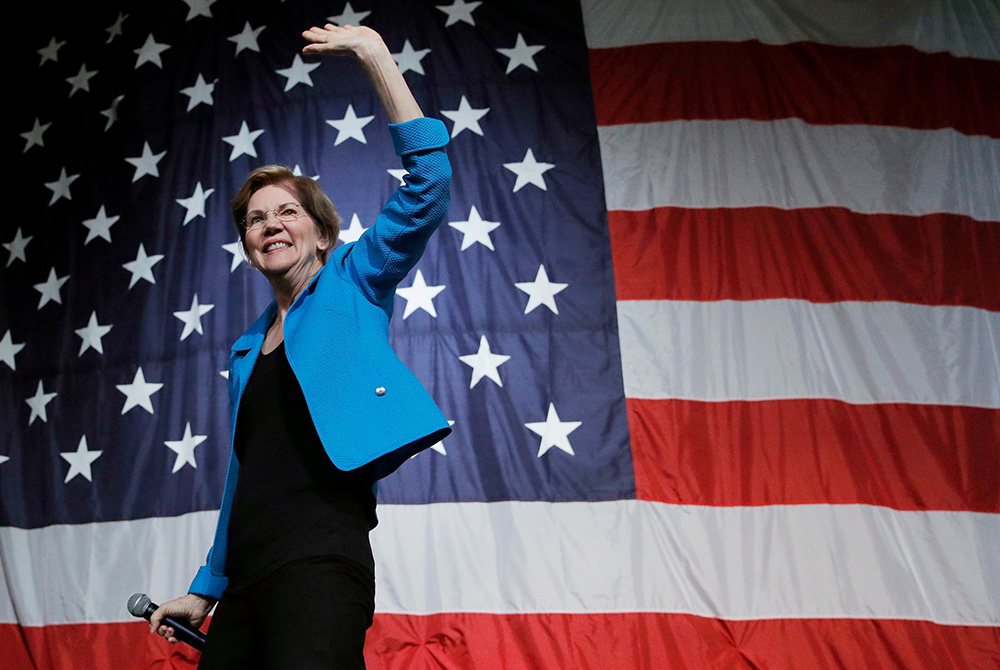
[149,23,452,669]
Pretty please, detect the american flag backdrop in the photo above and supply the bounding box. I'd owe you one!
[2,0,999,668]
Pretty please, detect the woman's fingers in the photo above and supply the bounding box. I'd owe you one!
[158,624,179,643]
[149,606,164,632]
[301,23,376,55]
[303,25,335,39]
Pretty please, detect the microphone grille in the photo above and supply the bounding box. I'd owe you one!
[127,592,151,617]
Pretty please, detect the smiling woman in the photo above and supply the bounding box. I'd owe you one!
[146,22,453,670]
[243,183,333,318]
[233,164,342,266]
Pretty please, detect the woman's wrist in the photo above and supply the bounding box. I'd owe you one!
[188,592,216,607]
[353,31,390,65]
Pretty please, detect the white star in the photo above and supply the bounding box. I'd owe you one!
[81,206,120,244]
[396,270,445,318]
[20,118,51,152]
[66,64,98,97]
[100,95,125,131]
[449,206,500,251]
[222,240,247,272]
[123,244,165,288]
[441,96,489,137]
[437,0,481,27]
[525,403,581,457]
[25,381,57,425]
[75,311,112,356]
[180,74,215,110]
[44,167,80,205]
[134,33,170,69]
[38,37,66,65]
[220,370,229,379]
[338,213,368,244]
[391,40,431,75]
[106,12,128,43]
[174,294,215,340]
[496,33,545,74]
[125,142,167,182]
[181,0,215,21]
[328,3,371,25]
[515,264,567,314]
[177,182,214,224]
[0,331,25,370]
[429,419,456,455]
[387,168,408,185]
[3,228,32,267]
[116,367,163,415]
[61,436,102,483]
[458,335,510,388]
[326,105,374,146]
[222,121,265,161]
[276,54,321,91]
[228,22,266,56]
[34,268,69,308]
[0,455,8,467]
[291,165,320,180]
[503,148,555,192]
[164,422,207,473]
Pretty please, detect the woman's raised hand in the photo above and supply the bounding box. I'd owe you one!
[301,22,422,124]
[301,23,383,59]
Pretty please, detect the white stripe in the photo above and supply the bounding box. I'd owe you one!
[2,502,998,626]
[598,119,1000,222]
[617,299,1000,407]
[0,512,216,626]
[581,0,1000,60]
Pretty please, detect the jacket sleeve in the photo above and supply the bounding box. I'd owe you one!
[341,116,451,311]
[189,549,228,600]
[188,454,239,600]
[187,448,239,600]
[187,352,244,600]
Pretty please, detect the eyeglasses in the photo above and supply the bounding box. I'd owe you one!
[242,203,308,232]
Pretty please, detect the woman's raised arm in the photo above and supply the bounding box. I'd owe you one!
[302,24,422,124]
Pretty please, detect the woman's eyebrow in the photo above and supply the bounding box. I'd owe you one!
[247,202,299,213]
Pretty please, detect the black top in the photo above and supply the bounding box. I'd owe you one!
[226,341,376,590]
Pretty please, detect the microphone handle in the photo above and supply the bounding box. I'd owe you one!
[162,614,206,650]
[142,602,206,650]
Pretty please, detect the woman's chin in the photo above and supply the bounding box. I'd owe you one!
[255,262,290,278]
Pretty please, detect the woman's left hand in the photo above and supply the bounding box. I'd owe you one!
[301,23,384,60]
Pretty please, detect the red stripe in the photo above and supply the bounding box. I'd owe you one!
[5,615,998,670]
[369,614,1000,670]
[608,207,1000,309]
[589,40,1000,137]
[628,398,1000,512]
[0,621,200,670]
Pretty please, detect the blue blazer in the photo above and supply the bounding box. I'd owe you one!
[189,118,452,599]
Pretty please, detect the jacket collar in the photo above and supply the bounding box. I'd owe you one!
[231,302,275,353]
[230,264,329,353]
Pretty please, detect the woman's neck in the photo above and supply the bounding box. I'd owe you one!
[267,259,323,318]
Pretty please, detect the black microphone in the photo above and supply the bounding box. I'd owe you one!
[127,592,206,650]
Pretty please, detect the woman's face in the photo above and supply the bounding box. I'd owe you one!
[244,184,329,279]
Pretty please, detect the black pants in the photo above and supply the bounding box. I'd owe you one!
[198,556,375,670]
